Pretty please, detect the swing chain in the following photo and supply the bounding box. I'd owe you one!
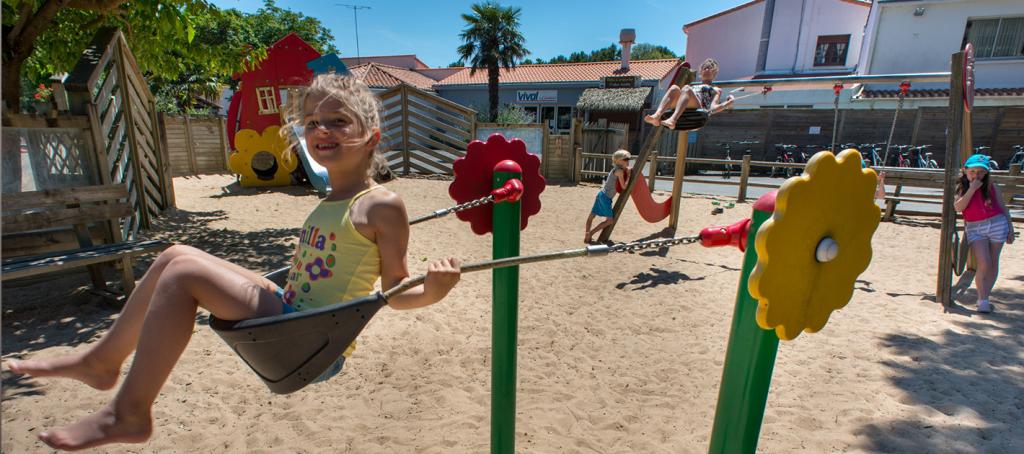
[609,235,703,253]
[449,194,495,214]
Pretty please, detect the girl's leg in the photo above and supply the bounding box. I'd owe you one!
[644,86,680,126]
[589,218,614,238]
[585,213,597,242]
[6,245,275,390]
[37,254,282,451]
[982,241,1004,300]
[661,87,699,129]
[970,240,993,304]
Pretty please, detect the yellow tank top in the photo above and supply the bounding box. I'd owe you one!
[281,185,382,311]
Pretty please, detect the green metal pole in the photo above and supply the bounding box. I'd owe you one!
[708,192,780,454]
[491,163,521,454]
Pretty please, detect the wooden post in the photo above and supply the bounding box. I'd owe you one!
[738,154,752,203]
[909,108,924,146]
[574,146,583,183]
[85,103,112,185]
[152,104,175,208]
[598,126,665,243]
[401,85,411,175]
[183,113,199,175]
[884,183,903,221]
[669,132,689,230]
[937,51,964,309]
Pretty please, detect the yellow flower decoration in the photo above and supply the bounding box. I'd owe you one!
[748,149,880,341]
[228,126,298,187]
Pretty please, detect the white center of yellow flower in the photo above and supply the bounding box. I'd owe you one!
[815,237,839,263]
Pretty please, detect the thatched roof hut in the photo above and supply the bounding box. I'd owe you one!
[575,87,652,113]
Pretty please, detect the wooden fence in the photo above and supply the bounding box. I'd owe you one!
[379,85,476,175]
[160,114,230,176]
[63,28,173,237]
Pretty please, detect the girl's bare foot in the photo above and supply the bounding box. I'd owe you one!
[661,118,677,129]
[643,114,661,127]
[39,405,152,451]
[6,353,119,391]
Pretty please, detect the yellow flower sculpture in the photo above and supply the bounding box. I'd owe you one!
[229,126,298,187]
[748,149,880,341]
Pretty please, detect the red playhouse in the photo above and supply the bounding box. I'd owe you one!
[226,33,321,186]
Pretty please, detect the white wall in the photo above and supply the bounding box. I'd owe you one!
[763,0,870,74]
[861,0,1024,88]
[684,1,766,81]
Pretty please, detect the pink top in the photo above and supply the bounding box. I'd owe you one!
[963,185,1004,222]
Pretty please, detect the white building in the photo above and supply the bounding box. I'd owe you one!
[855,0,1024,108]
[683,0,872,108]
[683,0,871,80]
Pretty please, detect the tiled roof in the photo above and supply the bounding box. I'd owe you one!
[434,59,680,86]
[861,87,1024,99]
[349,63,438,91]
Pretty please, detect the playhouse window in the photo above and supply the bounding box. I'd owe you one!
[256,87,278,115]
[814,35,850,67]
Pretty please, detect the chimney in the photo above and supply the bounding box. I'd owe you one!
[620,28,636,71]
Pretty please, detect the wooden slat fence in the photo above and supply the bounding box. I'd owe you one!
[64,28,173,238]
[378,85,476,175]
[161,114,230,176]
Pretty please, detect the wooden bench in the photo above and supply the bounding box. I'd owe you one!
[2,184,171,295]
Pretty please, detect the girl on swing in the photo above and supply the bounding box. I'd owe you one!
[4,74,462,451]
[644,58,735,129]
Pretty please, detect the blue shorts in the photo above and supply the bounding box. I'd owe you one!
[591,192,614,218]
[275,287,347,383]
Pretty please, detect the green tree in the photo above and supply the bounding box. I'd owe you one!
[456,1,529,122]
[1,0,217,109]
[630,43,677,60]
[150,1,338,112]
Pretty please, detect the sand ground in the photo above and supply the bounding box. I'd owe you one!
[2,174,1022,453]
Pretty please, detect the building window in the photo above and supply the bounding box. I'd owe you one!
[963,17,1024,59]
[256,86,278,115]
[814,35,850,66]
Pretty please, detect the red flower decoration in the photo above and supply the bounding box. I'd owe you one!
[449,133,545,235]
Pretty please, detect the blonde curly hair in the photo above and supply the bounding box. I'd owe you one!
[281,74,393,182]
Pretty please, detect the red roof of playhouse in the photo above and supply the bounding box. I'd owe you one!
[235,33,321,86]
[349,63,439,91]
[434,59,680,86]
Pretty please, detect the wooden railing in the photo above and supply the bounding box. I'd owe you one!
[378,85,476,175]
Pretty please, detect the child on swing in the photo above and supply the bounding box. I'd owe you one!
[645,58,735,129]
[4,75,462,450]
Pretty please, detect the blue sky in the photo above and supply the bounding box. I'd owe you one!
[209,0,747,67]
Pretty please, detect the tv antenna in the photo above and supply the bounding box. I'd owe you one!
[337,4,371,65]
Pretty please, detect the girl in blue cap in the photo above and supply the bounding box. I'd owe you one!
[953,153,1015,313]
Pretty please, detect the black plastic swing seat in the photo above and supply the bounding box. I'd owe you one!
[660,108,709,131]
[209,288,387,395]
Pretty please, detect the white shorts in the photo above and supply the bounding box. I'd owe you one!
[965,216,1010,244]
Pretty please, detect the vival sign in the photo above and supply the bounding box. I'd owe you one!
[515,90,557,104]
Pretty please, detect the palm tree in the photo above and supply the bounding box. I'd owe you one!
[456,2,529,122]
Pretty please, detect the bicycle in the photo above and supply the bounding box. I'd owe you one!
[910,144,938,169]
[773,144,800,178]
[888,145,912,167]
[1009,145,1024,168]
[859,143,886,168]
[974,146,998,170]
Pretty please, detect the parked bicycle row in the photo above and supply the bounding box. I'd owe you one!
[709,142,1024,179]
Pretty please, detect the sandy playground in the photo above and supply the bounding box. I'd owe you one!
[2,173,1022,453]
